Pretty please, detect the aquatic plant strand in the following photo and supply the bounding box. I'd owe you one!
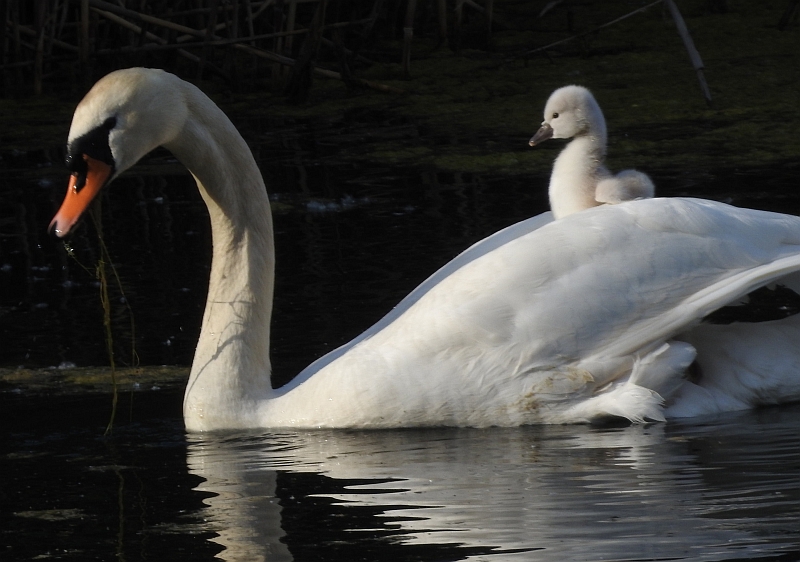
[89,206,119,435]
[63,202,138,434]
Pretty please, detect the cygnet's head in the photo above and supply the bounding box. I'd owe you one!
[529,85,606,146]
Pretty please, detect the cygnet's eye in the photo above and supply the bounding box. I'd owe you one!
[552,112,559,119]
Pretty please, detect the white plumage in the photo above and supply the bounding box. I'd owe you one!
[50,69,800,430]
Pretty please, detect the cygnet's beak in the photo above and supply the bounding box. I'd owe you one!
[529,123,553,146]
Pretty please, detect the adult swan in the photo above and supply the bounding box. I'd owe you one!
[50,68,800,430]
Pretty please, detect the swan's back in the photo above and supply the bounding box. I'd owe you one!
[388,197,800,362]
[277,197,800,427]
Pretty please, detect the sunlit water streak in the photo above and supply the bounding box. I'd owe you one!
[186,408,800,562]
[3,390,799,561]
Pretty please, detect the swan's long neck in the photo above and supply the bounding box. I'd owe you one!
[164,85,276,429]
[549,129,607,219]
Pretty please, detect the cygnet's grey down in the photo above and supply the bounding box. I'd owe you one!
[530,85,655,219]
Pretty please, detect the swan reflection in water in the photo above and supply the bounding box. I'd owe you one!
[186,406,800,562]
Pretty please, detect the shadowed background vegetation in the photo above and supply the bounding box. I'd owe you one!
[3,0,799,171]
[1,0,799,389]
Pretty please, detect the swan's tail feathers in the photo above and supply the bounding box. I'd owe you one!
[666,315,800,418]
[562,342,695,424]
[565,383,667,423]
[630,341,697,402]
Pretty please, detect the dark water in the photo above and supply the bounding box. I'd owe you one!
[3,390,800,561]
[2,113,800,561]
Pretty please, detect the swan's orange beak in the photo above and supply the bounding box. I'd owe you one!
[49,155,113,238]
[529,123,553,147]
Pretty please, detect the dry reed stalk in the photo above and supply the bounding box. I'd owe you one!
[248,0,274,24]
[285,0,326,101]
[33,0,46,95]
[223,0,240,80]
[198,0,219,78]
[7,22,78,52]
[402,0,417,77]
[92,7,205,67]
[90,0,203,38]
[284,0,297,56]
[462,0,485,13]
[59,204,138,435]
[79,0,89,67]
[523,0,663,57]
[664,0,712,104]
[8,1,399,100]
[522,0,710,104]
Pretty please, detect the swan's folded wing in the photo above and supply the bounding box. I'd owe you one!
[289,197,800,425]
[670,314,800,417]
[412,197,800,380]
[322,197,800,384]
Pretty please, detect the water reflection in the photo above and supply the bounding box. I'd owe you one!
[187,406,800,561]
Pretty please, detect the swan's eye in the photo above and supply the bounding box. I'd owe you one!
[67,116,117,169]
[65,153,88,192]
[65,153,86,174]
[552,112,559,119]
